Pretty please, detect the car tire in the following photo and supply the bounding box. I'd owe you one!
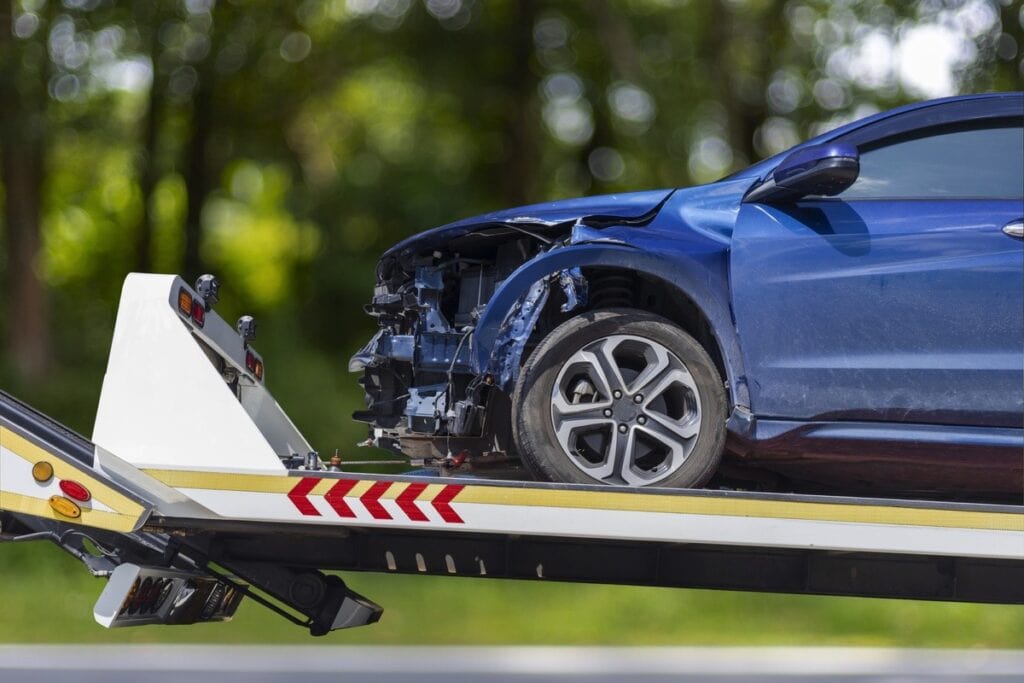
[511,309,727,488]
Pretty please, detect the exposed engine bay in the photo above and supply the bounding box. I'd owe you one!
[348,188,690,474]
[349,225,587,471]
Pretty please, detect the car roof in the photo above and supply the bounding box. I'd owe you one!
[726,92,1023,182]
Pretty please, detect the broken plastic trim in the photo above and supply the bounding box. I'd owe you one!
[485,267,587,390]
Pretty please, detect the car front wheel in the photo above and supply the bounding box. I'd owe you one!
[512,309,726,488]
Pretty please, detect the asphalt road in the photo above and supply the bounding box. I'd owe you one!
[0,646,1022,682]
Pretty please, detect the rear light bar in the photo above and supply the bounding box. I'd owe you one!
[94,564,244,629]
[176,287,205,328]
[245,351,264,381]
[175,282,263,382]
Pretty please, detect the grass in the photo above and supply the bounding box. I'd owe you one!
[1,543,1022,647]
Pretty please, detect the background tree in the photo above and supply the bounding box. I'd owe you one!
[0,0,1018,438]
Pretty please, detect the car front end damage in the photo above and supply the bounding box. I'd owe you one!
[348,191,675,472]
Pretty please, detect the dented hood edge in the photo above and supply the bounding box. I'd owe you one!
[382,188,675,259]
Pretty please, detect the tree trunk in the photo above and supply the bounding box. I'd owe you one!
[0,0,50,379]
[500,0,538,206]
[708,0,785,169]
[587,0,646,192]
[590,0,643,83]
[993,2,1023,91]
[134,19,164,273]
[182,82,213,280]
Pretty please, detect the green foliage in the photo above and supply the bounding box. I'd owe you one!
[1,0,1022,644]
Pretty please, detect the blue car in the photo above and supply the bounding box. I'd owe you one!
[351,92,1024,500]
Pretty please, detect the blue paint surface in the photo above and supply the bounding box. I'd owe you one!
[365,93,1024,491]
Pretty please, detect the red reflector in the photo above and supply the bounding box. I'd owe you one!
[245,351,257,372]
[59,479,91,502]
[191,300,205,327]
[254,360,264,381]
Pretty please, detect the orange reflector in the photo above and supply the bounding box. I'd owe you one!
[31,461,54,483]
[59,479,91,502]
[177,288,193,317]
[49,496,82,519]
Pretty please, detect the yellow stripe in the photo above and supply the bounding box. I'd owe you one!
[145,468,1023,532]
[1,427,147,533]
[147,471,418,501]
[0,491,142,533]
[147,469,302,494]
[456,487,1024,532]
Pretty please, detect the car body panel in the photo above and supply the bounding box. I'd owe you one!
[731,198,1024,428]
[732,93,1024,430]
[732,91,1023,183]
[472,238,742,398]
[352,92,1024,499]
[734,418,1022,497]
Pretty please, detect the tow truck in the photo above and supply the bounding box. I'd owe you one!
[1,274,1021,636]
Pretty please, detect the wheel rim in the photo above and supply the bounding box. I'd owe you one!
[548,334,702,486]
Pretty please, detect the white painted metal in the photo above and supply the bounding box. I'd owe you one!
[172,486,1024,561]
[92,274,306,473]
[93,446,218,520]
[0,447,115,512]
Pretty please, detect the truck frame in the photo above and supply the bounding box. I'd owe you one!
[1,274,1021,636]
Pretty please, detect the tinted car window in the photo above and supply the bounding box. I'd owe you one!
[838,124,1024,200]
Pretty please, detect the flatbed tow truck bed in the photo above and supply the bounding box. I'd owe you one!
[1,274,1022,636]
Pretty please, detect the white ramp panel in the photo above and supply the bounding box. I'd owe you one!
[93,274,306,474]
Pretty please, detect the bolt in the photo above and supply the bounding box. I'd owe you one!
[603,408,613,418]
[613,390,623,399]
[637,415,647,425]
[633,394,644,403]
[618,424,628,434]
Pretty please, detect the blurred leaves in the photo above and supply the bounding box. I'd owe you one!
[204,159,320,308]
[0,0,1020,440]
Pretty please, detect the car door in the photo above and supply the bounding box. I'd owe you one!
[731,100,1024,429]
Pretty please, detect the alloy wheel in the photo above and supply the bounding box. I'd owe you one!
[549,334,703,486]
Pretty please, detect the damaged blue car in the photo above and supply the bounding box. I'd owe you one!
[350,92,1024,500]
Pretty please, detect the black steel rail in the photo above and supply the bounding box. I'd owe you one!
[0,390,94,467]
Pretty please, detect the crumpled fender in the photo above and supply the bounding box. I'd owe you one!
[472,242,748,408]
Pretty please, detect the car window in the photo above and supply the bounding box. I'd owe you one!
[837,124,1024,200]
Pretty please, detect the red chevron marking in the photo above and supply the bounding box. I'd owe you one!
[287,477,321,517]
[396,482,430,522]
[324,479,359,518]
[432,484,465,524]
[360,481,393,520]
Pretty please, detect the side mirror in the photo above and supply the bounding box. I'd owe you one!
[743,142,859,204]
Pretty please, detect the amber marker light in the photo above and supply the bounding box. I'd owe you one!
[49,496,82,519]
[177,288,193,317]
[31,461,54,483]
